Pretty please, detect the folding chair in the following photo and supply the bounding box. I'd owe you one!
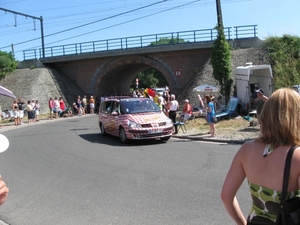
[215,98,239,120]
[174,121,187,134]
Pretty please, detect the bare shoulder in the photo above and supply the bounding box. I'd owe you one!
[292,146,300,162]
[236,140,264,159]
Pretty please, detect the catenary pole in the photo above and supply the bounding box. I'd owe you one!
[215,0,223,28]
[0,7,45,58]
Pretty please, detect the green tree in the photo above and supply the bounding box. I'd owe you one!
[130,68,168,90]
[149,37,187,46]
[0,51,17,80]
[264,35,300,89]
[210,26,232,100]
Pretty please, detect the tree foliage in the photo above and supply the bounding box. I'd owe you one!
[264,35,300,89]
[130,68,168,90]
[210,26,232,98]
[0,51,17,80]
[149,37,187,46]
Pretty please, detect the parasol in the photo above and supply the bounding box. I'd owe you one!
[0,85,16,99]
[192,84,219,92]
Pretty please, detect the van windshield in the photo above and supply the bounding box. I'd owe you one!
[120,98,160,114]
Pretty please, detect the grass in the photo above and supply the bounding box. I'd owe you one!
[183,115,253,134]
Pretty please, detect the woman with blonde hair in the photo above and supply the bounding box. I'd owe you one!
[221,88,300,224]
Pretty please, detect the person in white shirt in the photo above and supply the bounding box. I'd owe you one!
[53,97,60,119]
[168,94,179,134]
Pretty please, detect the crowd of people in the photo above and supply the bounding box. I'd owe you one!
[48,95,98,119]
[10,98,41,126]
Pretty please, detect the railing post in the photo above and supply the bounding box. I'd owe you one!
[254,25,257,37]
[106,40,108,50]
[235,26,238,39]
[93,42,95,52]
[140,36,142,47]
[194,30,196,42]
[51,47,53,57]
[211,29,213,41]
[121,39,123,49]
[63,46,65,55]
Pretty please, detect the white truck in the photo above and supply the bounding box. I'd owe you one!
[291,85,300,93]
[234,62,273,113]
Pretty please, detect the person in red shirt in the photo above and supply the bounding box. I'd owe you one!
[59,97,66,117]
[180,99,193,123]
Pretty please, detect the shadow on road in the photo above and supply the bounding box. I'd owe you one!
[79,133,170,147]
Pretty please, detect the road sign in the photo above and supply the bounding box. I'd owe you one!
[174,69,182,77]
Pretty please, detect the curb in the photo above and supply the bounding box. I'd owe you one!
[173,135,251,144]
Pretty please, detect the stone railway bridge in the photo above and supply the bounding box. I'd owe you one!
[20,38,261,98]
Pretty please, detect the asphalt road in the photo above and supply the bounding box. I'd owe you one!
[0,115,251,225]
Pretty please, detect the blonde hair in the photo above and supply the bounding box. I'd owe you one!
[258,88,300,148]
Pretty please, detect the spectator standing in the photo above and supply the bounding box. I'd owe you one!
[221,88,300,224]
[26,100,34,123]
[12,99,19,126]
[53,97,60,119]
[59,97,66,117]
[35,100,40,121]
[89,96,95,114]
[82,95,87,115]
[31,99,36,122]
[168,94,179,134]
[17,98,25,125]
[48,97,54,119]
[255,88,268,122]
[76,95,83,116]
[205,95,216,137]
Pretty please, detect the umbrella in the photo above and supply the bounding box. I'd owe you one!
[0,85,16,99]
[193,84,219,92]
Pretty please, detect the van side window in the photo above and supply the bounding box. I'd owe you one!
[104,102,112,114]
[111,102,120,114]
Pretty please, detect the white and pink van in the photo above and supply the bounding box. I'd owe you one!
[98,97,173,143]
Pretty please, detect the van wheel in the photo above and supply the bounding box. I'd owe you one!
[119,127,128,143]
[100,123,106,135]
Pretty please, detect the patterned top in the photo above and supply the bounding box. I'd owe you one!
[247,182,300,224]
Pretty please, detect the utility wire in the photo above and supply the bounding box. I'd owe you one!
[0,0,167,49]
[18,0,203,51]
[44,0,203,46]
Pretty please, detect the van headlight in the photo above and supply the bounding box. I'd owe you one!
[166,119,173,126]
[128,120,142,129]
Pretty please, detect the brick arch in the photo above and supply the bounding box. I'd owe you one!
[93,55,177,96]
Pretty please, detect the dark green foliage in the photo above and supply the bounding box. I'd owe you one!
[0,51,17,80]
[264,35,300,89]
[210,26,232,98]
[130,68,168,90]
[149,37,186,46]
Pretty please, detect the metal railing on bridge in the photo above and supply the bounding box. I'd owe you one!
[23,25,257,60]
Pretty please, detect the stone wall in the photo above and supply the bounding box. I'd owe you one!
[0,68,84,114]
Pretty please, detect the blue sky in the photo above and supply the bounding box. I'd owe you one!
[1,0,299,61]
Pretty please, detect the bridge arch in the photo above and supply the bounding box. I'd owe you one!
[93,55,177,96]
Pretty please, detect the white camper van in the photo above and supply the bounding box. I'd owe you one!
[235,63,273,112]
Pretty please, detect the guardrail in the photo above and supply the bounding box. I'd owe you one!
[22,25,257,60]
